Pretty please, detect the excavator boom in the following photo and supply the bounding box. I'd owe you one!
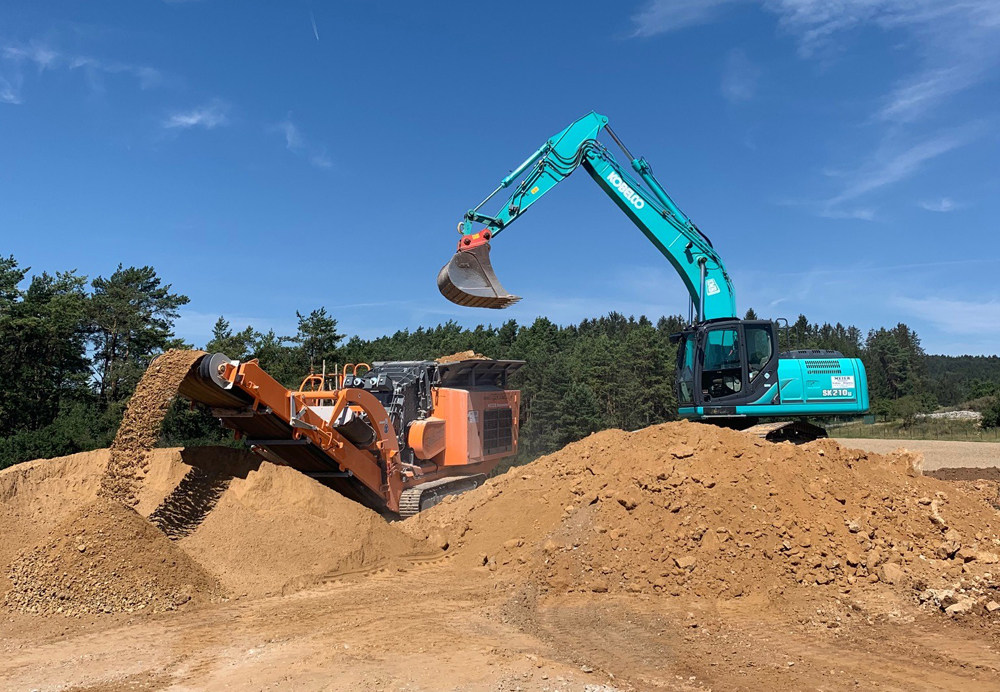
[437,112,735,320]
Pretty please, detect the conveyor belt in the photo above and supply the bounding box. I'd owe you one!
[178,354,387,511]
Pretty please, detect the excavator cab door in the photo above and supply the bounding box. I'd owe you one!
[699,325,746,405]
[676,320,779,415]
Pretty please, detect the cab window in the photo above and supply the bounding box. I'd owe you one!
[677,335,696,406]
[702,328,742,399]
[745,325,773,381]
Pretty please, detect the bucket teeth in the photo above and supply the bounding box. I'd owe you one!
[437,244,521,309]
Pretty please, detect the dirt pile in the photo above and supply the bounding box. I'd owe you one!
[160,448,434,597]
[406,421,1000,612]
[0,449,110,575]
[100,349,205,506]
[436,350,488,363]
[2,447,434,607]
[4,498,221,615]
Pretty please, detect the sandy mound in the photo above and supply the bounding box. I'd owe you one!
[101,349,205,506]
[406,421,1000,612]
[158,448,433,597]
[2,447,433,608]
[0,449,110,574]
[436,350,488,363]
[4,499,221,615]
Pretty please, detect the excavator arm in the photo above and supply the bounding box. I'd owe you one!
[438,111,737,321]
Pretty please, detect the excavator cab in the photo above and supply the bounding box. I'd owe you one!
[437,234,521,309]
[673,319,780,415]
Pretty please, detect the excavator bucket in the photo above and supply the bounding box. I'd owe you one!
[437,243,521,309]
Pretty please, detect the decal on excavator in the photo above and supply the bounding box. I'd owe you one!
[823,389,854,397]
[706,279,721,296]
[606,171,645,210]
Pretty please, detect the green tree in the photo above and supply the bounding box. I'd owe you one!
[864,323,927,402]
[0,265,92,436]
[289,308,343,368]
[90,265,189,403]
[981,397,1000,429]
[205,316,258,361]
[556,381,604,446]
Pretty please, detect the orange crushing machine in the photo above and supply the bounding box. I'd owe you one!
[178,354,524,516]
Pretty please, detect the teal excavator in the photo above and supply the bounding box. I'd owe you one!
[437,112,869,441]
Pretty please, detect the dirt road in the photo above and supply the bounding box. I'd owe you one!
[837,438,1000,479]
[3,556,1000,692]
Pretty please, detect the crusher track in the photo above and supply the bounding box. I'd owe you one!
[398,474,488,518]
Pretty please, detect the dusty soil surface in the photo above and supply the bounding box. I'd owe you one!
[2,422,1000,690]
[4,560,1000,692]
[837,438,1000,473]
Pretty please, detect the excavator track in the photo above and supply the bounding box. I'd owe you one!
[744,421,828,444]
[398,474,488,518]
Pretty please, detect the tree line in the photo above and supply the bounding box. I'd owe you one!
[0,255,995,469]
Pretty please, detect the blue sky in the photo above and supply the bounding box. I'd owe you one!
[1,1,998,355]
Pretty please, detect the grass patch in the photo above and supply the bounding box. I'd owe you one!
[829,417,1000,442]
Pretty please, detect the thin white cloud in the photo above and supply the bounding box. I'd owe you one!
[775,127,975,219]
[919,197,958,212]
[630,0,744,37]
[3,43,59,69]
[0,40,164,105]
[163,100,230,130]
[817,207,876,221]
[278,120,303,150]
[827,128,974,205]
[767,1,1000,122]
[631,1,1000,122]
[720,48,761,103]
[894,296,1000,336]
[69,56,163,90]
[876,67,977,123]
[273,115,333,169]
[309,152,333,169]
[310,10,320,41]
[0,72,22,104]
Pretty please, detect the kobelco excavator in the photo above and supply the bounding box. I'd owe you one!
[438,111,869,441]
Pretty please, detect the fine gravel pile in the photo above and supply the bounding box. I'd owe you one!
[405,421,1000,616]
[2,447,434,611]
[100,349,206,507]
[4,498,221,615]
[167,448,433,598]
